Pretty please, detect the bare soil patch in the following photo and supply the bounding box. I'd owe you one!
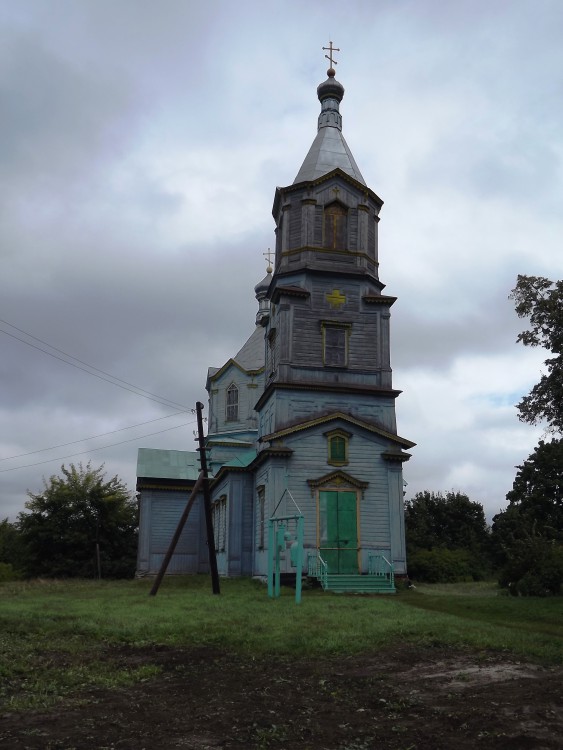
[1,644,562,749]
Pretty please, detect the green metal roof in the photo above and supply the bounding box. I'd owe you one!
[137,448,200,481]
[222,449,257,469]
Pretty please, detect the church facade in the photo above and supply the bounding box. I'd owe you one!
[136,65,415,588]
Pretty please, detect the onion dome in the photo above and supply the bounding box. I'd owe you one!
[255,270,272,325]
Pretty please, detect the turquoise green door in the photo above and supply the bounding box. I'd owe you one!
[319,491,358,574]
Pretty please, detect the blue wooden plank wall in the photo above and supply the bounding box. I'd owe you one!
[136,489,203,575]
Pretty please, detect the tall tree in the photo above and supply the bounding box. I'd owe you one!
[405,491,490,553]
[404,491,491,582]
[0,518,24,578]
[509,274,563,433]
[492,439,563,552]
[492,440,563,595]
[18,463,138,579]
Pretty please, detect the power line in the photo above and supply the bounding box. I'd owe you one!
[0,411,188,462]
[0,420,196,474]
[0,319,190,411]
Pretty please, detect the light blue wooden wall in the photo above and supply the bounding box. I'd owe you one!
[136,489,208,575]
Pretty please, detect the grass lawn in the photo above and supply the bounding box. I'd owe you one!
[1,576,562,711]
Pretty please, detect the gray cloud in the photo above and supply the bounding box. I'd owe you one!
[1,1,561,524]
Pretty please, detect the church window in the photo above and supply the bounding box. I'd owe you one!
[257,486,265,549]
[324,203,348,250]
[226,384,239,421]
[322,323,350,367]
[212,495,227,552]
[268,329,277,376]
[326,430,350,466]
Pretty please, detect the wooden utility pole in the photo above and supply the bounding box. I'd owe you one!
[196,401,220,594]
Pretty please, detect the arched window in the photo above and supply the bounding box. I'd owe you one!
[326,429,351,466]
[226,384,239,421]
[212,495,227,552]
[324,203,347,250]
[256,486,265,549]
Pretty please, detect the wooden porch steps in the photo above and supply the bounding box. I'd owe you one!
[320,573,396,594]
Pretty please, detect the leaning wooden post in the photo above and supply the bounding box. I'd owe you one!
[295,516,304,605]
[196,401,220,595]
[149,472,205,596]
[267,519,275,598]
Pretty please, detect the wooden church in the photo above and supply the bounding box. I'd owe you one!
[136,59,415,592]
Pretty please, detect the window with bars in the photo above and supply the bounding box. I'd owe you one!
[226,383,239,421]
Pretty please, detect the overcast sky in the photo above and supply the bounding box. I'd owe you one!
[1,0,561,522]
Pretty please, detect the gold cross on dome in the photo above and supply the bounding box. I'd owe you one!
[326,289,346,309]
[263,247,274,273]
[323,40,340,69]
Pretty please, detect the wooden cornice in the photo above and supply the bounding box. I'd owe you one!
[307,470,369,491]
[255,380,402,412]
[136,478,196,492]
[362,294,397,306]
[271,285,311,304]
[273,168,384,216]
[261,410,415,449]
[382,450,412,463]
[209,447,293,486]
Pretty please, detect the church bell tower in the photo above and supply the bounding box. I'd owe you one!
[256,61,402,440]
[250,49,414,580]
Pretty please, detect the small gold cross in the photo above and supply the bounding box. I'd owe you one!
[333,187,340,196]
[326,289,346,309]
[323,40,340,69]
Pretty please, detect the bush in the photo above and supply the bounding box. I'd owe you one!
[0,562,20,582]
[407,548,487,583]
[499,539,563,596]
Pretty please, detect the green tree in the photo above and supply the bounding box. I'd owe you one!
[18,463,138,579]
[405,491,491,582]
[492,439,563,595]
[509,274,563,433]
[0,518,24,580]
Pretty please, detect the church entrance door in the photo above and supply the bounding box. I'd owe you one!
[319,490,358,574]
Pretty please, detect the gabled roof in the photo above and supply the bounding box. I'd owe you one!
[222,449,257,469]
[262,411,416,449]
[233,325,265,370]
[207,326,265,387]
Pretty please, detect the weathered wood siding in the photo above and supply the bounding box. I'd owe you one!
[274,175,381,272]
[208,362,264,436]
[211,474,254,577]
[261,422,406,574]
[136,489,206,575]
[259,389,398,438]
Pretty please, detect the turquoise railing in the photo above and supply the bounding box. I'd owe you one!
[307,551,328,589]
[368,552,395,588]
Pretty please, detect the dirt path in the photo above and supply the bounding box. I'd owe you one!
[1,645,562,749]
